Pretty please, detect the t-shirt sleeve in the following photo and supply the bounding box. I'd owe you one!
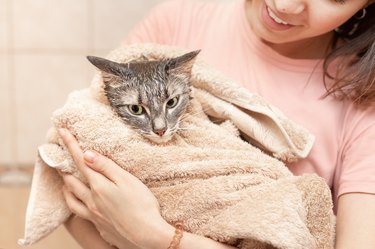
[335,107,375,201]
[121,1,179,45]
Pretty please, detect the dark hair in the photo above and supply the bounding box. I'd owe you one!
[323,3,375,106]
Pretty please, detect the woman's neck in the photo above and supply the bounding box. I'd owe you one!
[262,32,334,60]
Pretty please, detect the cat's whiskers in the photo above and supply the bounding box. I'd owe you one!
[177,126,198,131]
[169,123,180,134]
[178,105,212,122]
[127,124,149,136]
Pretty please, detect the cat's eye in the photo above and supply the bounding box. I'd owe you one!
[128,105,144,115]
[166,97,179,108]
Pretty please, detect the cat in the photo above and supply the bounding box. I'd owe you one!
[87,50,200,144]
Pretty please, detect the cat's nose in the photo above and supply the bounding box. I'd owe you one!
[154,128,166,137]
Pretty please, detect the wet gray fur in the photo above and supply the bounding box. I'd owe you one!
[87,50,200,143]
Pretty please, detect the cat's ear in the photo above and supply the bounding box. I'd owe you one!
[165,50,200,74]
[87,56,133,79]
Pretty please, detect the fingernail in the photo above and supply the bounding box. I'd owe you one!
[84,150,98,163]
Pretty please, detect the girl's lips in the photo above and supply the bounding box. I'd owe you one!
[261,3,294,31]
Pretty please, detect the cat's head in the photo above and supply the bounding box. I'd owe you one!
[87,50,200,144]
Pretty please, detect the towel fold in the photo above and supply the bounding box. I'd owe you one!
[19,44,335,249]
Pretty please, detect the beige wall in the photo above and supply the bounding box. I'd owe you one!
[0,1,164,248]
[0,0,165,170]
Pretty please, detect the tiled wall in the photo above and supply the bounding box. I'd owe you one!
[1,1,167,248]
[0,0,165,177]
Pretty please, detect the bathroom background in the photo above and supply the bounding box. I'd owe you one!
[0,0,170,248]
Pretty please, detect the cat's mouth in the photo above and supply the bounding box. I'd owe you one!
[145,132,174,144]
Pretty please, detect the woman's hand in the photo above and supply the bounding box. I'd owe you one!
[58,128,172,249]
[62,175,140,249]
[59,128,237,249]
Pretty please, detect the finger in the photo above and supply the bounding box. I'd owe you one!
[83,150,127,184]
[63,174,92,204]
[58,128,91,178]
[56,170,64,177]
[62,186,91,220]
[63,180,108,223]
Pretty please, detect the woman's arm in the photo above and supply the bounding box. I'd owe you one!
[63,173,236,249]
[64,213,235,249]
[63,192,141,249]
[335,193,375,249]
[64,215,117,249]
[59,128,236,249]
[142,223,236,249]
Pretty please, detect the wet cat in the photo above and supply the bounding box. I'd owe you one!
[87,50,200,144]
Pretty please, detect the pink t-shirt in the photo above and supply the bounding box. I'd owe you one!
[122,0,375,210]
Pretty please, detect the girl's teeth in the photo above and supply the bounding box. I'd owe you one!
[267,7,289,25]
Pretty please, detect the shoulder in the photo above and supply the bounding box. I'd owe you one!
[338,103,375,163]
[155,0,233,12]
[150,0,237,25]
[341,104,375,147]
[335,103,375,201]
[123,0,242,46]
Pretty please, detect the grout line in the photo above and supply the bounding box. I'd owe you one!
[87,0,97,82]
[88,0,94,54]
[7,0,17,169]
[1,48,97,55]
[0,164,34,173]
[0,170,33,186]
[0,48,114,56]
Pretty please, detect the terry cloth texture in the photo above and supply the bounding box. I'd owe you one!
[20,44,335,249]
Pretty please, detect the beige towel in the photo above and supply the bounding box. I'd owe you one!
[19,44,335,249]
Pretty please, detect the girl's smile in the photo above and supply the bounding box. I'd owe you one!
[246,0,370,59]
[262,3,294,31]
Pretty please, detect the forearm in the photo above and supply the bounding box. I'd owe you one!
[64,215,116,249]
[166,226,237,249]
[128,220,236,249]
[59,130,236,249]
[335,193,375,249]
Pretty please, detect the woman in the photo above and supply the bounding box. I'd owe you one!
[59,0,375,248]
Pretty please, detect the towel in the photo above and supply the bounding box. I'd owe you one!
[19,44,335,249]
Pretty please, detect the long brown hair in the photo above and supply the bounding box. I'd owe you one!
[323,3,375,106]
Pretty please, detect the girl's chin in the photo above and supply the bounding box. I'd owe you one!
[254,27,297,44]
